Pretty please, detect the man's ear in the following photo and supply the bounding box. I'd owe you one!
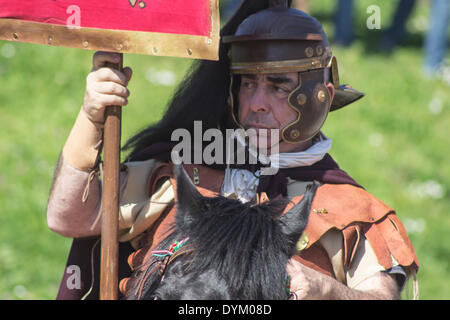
[326,82,335,102]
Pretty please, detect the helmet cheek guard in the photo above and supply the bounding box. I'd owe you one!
[284,69,331,143]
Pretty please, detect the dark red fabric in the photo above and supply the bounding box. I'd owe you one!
[56,237,134,300]
[0,0,211,36]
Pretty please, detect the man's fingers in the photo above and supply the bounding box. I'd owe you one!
[89,67,129,86]
[94,82,130,98]
[286,258,301,274]
[122,67,133,83]
[96,92,128,107]
[286,258,308,282]
[92,51,122,70]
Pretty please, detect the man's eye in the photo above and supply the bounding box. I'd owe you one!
[273,86,289,94]
[242,81,254,89]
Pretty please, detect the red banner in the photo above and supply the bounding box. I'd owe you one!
[0,0,220,60]
[0,0,211,36]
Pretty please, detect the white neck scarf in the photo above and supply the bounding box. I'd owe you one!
[220,135,332,203]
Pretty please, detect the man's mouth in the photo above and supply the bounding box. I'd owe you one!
[246,123,271,129]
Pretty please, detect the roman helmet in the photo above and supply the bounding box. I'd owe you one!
[222,0,364,143]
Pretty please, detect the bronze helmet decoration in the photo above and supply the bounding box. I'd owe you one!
[223,0,364,143]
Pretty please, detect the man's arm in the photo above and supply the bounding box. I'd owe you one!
[287,259,400,300]
[47,51,132,237]
[46,110,104,237]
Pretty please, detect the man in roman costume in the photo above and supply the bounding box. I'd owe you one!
[47,0,418,300]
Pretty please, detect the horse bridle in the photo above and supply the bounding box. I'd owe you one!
[155,243,195,278]
[135,239,294,300]
[135,240,194,300]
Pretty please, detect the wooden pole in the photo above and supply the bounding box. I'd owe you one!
[100,54,123,300]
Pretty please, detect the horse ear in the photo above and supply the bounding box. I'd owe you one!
[174,164,204,228]
[279,182,320,253]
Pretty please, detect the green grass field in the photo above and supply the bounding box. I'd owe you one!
[0,0,449,299]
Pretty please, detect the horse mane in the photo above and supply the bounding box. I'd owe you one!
[140,196,294,300]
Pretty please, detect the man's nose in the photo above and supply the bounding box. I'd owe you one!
[249,87,270,113]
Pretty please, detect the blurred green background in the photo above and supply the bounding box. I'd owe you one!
[0,0,448,299]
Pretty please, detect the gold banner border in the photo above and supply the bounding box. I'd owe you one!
[0,0,220,61]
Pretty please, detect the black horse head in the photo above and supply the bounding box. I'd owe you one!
[135,165,318,300]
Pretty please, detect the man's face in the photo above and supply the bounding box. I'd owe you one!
[237,72,303,153]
